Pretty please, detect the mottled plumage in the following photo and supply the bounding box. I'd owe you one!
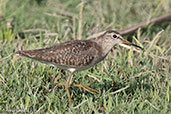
[16,40,104,71]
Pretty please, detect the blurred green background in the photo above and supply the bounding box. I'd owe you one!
[0,0,170,113]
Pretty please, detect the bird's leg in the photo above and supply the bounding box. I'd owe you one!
[54,72,72,105]
[54,71,99,105]
[71,84,99,94]
[54,71,73,105]
[65,72,73,105]
[54,72,61,83]
[54,72,65,86]
[69,73,99,94]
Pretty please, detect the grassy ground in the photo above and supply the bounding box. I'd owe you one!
[0,0,171,113]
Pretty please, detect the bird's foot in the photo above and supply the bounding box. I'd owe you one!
[54,74,99,105]
[72,84,99,94]
[55,82,72,105]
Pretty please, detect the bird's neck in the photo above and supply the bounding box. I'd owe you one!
[92,37,115,56]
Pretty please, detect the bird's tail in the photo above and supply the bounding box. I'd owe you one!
[16,50,37,59]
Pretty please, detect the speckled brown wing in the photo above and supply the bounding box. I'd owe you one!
[16,40,103,71]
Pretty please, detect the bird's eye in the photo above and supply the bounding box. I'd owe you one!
[113,34,117,38]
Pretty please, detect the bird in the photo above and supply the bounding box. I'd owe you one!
[16,30,143,105]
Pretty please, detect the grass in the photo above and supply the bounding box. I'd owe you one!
[0,0,171,113]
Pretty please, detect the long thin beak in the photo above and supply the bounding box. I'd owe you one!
[119,39,143,50]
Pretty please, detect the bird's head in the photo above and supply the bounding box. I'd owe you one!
[95,30,143,54]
